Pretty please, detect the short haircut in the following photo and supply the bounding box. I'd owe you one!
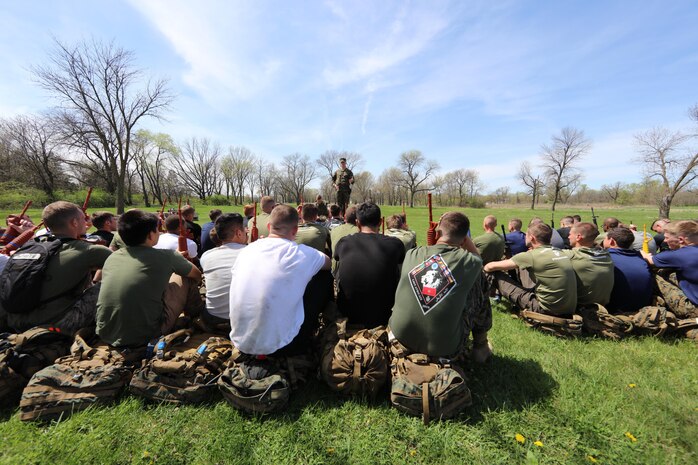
[165,214,184,233]
[664,220,698,241]
[603,217,619,231]
[345,206,358,225]
[509,218,522,231]
[572,222,599,243]
[329,204,341,217]
[484,215,497,229]
[561,216,574,226]
[215,213,244,241]
[528,217,544,227]
[209,209,223,222]
[606,227,635,249]
[356,202,381,228]
[651,218,669,230]
[91,211,115,230]
[269,204,298,234]
[339,157,347,162]
[42,201,83,232]
[572,215,582,222]
[243,204,254,218]
[528,223,552,245]
[386,214,403,229]
[437,212,470,243]
[260,196,275,212]
[182,206,195,217]
[118,209,158,246]
[302,204,318,222]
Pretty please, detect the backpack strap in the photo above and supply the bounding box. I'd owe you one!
[421,382,430,425]
[156,329,194,359]
[10,326,62,349]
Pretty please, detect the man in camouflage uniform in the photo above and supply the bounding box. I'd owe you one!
[332,157,354,216]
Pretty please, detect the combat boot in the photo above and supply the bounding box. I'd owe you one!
[471,331,493,364]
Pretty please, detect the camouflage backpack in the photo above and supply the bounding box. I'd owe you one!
[388,337,471,425]
[0,326,72,407]
[218,349,314,414]
[319,318,389,398]
[578,304,633,340]
[520,311,583,338]
[627,306,676,336]
[18,329,134,422]
[130,329,232,404]
[675,317,698,341]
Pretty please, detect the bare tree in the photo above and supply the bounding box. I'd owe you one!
[131,130,177,207]
[255,158,278,199]
[316,150,364,180]
[634,108,698,218]
[492,186,510,204]
[539,127,591,212]
[601,181,625,204]
[32,38,173,213]
[172,137,222,200]
[1,114,65,199]
[444,168,482,206]
[396,150,440,207]
[225,146,256,204]
[279,153,316,203]
[352,171,375,203]
[518,161,545,210]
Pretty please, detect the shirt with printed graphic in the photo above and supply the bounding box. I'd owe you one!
[389,244,482,357]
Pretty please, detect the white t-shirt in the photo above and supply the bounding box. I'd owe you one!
[200,243,246,319]
[229,237,326,355]
[154,232,198,258]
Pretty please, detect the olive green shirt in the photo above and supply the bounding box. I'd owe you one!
[250,212,271,239]
[386,228,417,251]
[562,247,615,306]
[330,223,359,271]
[389,244,483,357]
[96,246,193,347]
[109,232,128,250]
[511,245,577,314]
[473,231,505,265]
[295,223,331,254]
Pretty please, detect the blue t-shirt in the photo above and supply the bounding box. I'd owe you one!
[200,221,216,254]
[607,248,653,312]
[652,245,698,305]
[505,231,527,256]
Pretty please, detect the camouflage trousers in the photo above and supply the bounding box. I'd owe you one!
[465,271,493,336]
[654,271,698,319]
[336,189,351,215]
[53,283,101,335]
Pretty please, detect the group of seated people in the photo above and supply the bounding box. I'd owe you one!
[0,199,696,379]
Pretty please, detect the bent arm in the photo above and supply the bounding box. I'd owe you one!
[484,259,518,273]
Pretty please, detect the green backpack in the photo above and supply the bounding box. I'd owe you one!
[578,304,634,340]
[130,329,232,404]
[676,317,698,341]
[0,326,72,407]
[18,329,133,422]
[628,306,676,336]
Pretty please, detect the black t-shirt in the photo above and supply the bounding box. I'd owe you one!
[186,220,202,252]
[557,227,571,249]
[91,229,114,245]
[334,232,406,327]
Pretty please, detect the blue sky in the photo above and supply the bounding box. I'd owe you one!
[1,0,697,192]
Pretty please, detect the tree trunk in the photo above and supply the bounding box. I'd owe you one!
[659,193,672,219]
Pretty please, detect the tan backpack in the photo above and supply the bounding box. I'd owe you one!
[628,306,677,336]
[520,311,583,338]
[675,317,698,341]
[319,318,389,398]
[578,304,633,340]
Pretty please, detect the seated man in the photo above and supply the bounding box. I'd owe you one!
[330,205,358,272]
[200,208,223,255]
[484,223,577,316]
[96,210,203,348]
[181,205,202,253]
[627,224,657,254]
[295,204,331,254]
[199,213,247,328]
[154,215,198,258]
[315,194,329,219]
[325,204,344,230]
[388,212,484,358]
[651,218,671,252]
[250,195,275,239]
[642,220,698,318]
[557,216,574,249]
[505,218,527,256]
[334,202,405,328]
[563,222,615,306]
[603,227,653,313]
[385,214,417,251]
[89,211,117,245]
[529,217,565,249]
[473,215,505,265]
[229,205,331,356]
[3,201,112,333]
[595,217,619,247]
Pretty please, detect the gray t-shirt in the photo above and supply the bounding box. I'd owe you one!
[200,243,246,319]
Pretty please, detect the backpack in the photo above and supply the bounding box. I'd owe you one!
[578,304,633,340]
[129,329,232,404]
[520,311,583,338]
[675,317,698,341]
[388,338,471,425]
[18,329,133,422]
[628,306,676,336]
[0,237,82,314]
[319,318,389,398]
[0,326,72,407]
[218,350,314,414]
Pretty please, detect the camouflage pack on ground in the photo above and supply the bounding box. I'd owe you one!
[0,326,72,407]
[675,317,698,341]
[388,338,471,425]
[218,349,314,414]
[18,329,133,422]
[129,329,232,404]
[578,304,633,340]
[519,311,583,338]
[628,306,676,336]
[319,318,389,398]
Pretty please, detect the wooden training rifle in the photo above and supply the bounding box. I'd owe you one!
[0,200,32,245]
[381,216,385,234]
[177,198,188,253]
[1,221,43,256]
[402,202,408,229]
[158,198,168,232]
[81,187,93,217]
[426,193,438,245]
[250,201,259,242]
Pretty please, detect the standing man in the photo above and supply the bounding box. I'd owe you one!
[332,157,354,216]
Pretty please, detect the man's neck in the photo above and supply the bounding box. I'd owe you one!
[359,226,379,234]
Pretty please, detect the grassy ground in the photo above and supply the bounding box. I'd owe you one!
[1,203,697,464]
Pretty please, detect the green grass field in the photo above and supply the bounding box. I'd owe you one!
[1,203,697,464]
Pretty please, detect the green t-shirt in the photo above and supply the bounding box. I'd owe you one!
[473,231,505,265]
[389,244,483,357]
[250,212,271,239]
[96,246,193,347]
[109,232,128,250]
[512,245,577,315]
[295,223,330,254]
[386,228,417,251]
[562,247,615,306]
[330,223,358,271]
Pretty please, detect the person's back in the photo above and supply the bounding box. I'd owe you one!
[334,203,405,327]
[384,214,416,251]
[473,215,505,265]
[630,230,657,254]
[649,220,698,310]
[506,219,527,256]
[295,204,330,254]
[330,205,359,269]
[604,227,653,313]
[564,223,614,306]
[200,209,222,254]
[154,215,198,258]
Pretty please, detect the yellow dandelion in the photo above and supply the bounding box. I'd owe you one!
[326,448,335,454]
[534,440,543,447]
[515,433,526,444]
[142,451,151,459]
[627,383,636,388]
[410,449,417,457]
[625,432,637,442]
[587,455,598,463]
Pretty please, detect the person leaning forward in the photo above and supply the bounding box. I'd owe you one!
[332,157,354,216]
